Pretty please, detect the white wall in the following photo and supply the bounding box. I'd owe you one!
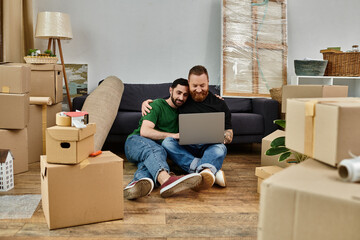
[33,0,221,92]
[33,0,360,92]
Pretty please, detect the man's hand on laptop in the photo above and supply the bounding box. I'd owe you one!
[224,129,233,144]
[142,99,153,116]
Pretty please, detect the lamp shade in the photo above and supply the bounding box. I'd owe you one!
[35,12,73,39]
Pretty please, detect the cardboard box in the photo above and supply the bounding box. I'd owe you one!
[30,64,63,104]
[261,130,288,168]
[46,123,96,164]
[281,85,348,113]
[286,97,360,166]
[258,159,360,240]
[0,63,31,94]
[40,151,124,229]
[0,93,29,129]
[255,166,283,193]
[28,103,62,163]
[0,128,28,174]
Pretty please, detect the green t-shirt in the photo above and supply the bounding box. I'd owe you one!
[128,99,179,138]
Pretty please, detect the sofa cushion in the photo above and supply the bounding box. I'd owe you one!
[224,98,252,113]
[110,111,142,135]
[231,113,264,135]
[119,83,171,112]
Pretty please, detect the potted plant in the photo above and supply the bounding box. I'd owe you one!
[265,119,308,164]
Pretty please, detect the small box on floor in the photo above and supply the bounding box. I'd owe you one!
[0,63,31,94]
[281,85,348,113]
[286,97,360,166]
[46,123,96,164]
[0,128,28,174]
[258,159,360,240]
[30,64,63,104]
[40,151,124,230]
[28,103,62,163]
[255,166,283,194]
[0,93,29,129]
[261,130,288,168]
[0,149,14,191]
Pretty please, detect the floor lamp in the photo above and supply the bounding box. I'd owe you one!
[35,12,73,111]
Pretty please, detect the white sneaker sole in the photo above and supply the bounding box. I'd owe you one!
[160,173,202,198]
[215,170,227,188]
[124,178,154,200]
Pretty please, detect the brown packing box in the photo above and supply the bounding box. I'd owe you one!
[286,97,360,166]
[28,103,62,163]
[0,128,28,174]
[46,123,96,164]
[281,85,348,113]
[40,151,124,230]
[258,159,360,240]
[261,130,288,168]
[0,93,29,129]
[30,64,63,104]
[0,63,31,93]
[255,166,282,194]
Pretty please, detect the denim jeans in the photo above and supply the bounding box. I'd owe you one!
[161,137,227,175]
[124,135,170,187]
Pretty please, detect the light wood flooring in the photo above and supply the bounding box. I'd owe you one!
[0,144,261,239]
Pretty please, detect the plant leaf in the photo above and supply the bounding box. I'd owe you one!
[266,147,289,156]
[278,152,291,162]
[270,136,285,148]
[274,119,286,128]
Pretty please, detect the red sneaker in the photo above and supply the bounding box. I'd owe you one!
[160,173,201,198]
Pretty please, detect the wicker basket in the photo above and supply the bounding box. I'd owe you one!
[24,56,58,64]
[321,51,360,76]
[269,87,282,103]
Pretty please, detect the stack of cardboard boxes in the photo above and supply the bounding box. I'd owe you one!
[41,116,124,229]
[258,85,360,240]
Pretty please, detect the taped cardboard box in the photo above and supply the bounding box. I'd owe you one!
[258,159,360,240]
[0,128,28,174]
[30,64,63,104]
[28,103,62,163]
[255,166,282,194]
[0,93,29,129]
[40,151,124,230]
[281,85,348,113]
[0,63,31,94]
[46,123,96,164]
[286,97,360,166]
[261,130,288,168]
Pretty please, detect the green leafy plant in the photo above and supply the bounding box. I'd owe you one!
[44,49,56,57]
[265,119,308,163]
[27,49,39,56]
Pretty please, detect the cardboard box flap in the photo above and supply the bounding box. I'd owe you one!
[29,64,62,71]
[47,123,96,141]
[256,166,283,179]
[0,63,31,93]
[322,85,349,97]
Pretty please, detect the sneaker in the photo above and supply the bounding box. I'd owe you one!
[215,169,227,187]
[124,178,154,200]
[160,173,202,198]
[192,169,215,191]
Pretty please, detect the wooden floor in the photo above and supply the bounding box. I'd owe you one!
[0,144,262,239]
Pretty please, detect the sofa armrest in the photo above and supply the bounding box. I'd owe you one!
[73,94,89,111]
[252,98,279,136]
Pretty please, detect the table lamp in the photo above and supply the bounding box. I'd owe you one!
[35,11,73,111]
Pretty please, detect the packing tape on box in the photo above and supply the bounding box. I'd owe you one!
[56,112,71,126]
[2,86,10,93]
[29,97,53,106]
[304,100,318,157]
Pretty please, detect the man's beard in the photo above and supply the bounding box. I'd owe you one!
[190,89,208,102]
[171,94,184,107]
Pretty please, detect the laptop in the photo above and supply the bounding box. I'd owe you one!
[178,112,225,145]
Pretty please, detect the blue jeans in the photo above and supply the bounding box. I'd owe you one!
[161,137,227,175]
[124,135,170,187]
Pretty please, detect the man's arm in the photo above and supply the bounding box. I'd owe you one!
[224,129,233,144]
[140,120,179,140]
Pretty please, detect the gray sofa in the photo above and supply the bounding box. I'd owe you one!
[73,82,279,151]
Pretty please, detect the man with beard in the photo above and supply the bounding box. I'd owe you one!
[124,78,202,200]
[143,66,233,191]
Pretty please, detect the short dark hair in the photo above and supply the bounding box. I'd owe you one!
[171,78,189,88]
[188,65,209,80]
